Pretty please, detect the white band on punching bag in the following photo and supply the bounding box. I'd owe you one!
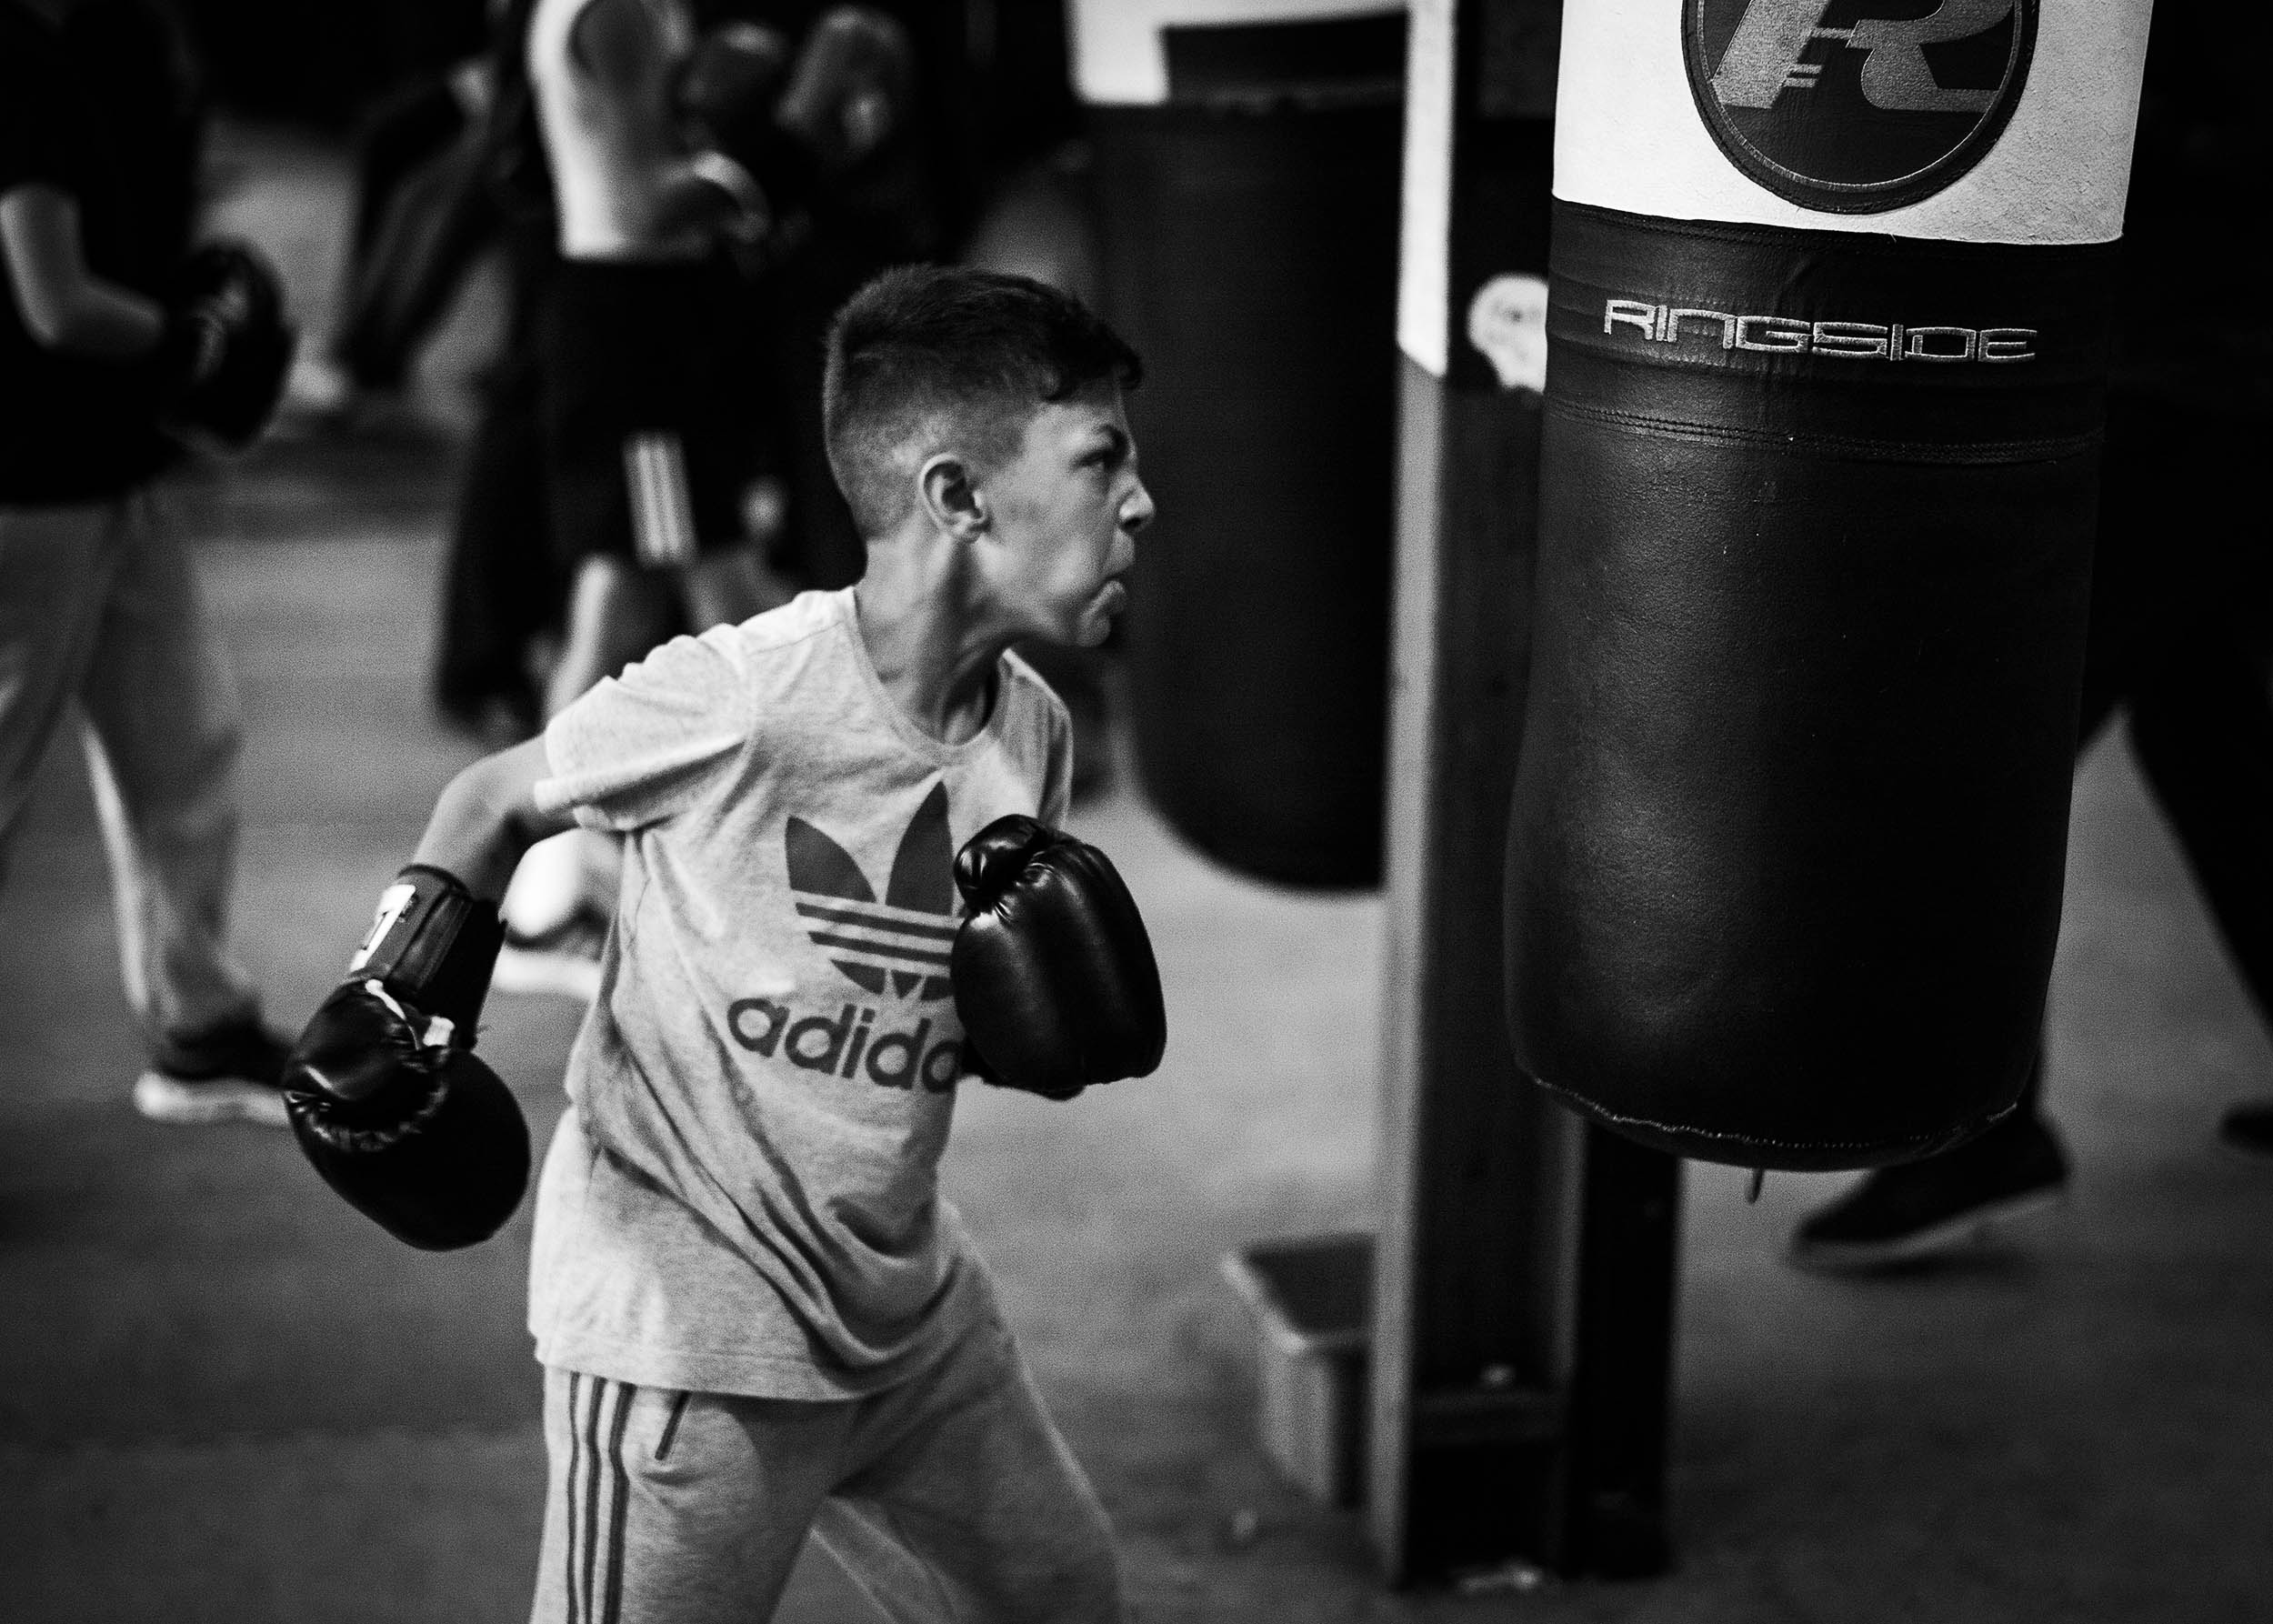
[1555,0,2150,242]
[1503,0,2157,1169]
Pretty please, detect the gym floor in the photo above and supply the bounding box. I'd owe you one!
[4,128,2269,1624]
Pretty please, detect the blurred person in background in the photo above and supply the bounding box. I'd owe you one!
[487,0,809,993]
[1,0,295,1125]
[284,43,503,433]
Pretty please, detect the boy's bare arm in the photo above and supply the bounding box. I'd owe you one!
[414,737,578,901]
[0,185,165,357]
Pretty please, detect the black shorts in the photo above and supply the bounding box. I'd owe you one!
[534,256,776,569]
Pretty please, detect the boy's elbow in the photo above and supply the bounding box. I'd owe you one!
[463,737,563,844]
[427,755,506,849]
[447,752,523,829]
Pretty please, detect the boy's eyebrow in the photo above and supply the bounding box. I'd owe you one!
[1088,424,1132,463]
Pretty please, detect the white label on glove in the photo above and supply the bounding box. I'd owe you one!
[349,883,416,973]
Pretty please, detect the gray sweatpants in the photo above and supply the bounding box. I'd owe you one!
[0,492,257,1048]
[531,1312,1125,1624]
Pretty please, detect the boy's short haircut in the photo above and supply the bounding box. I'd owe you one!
[823,266,1143,538]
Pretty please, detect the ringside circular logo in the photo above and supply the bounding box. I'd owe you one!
[1685,0,2038,214]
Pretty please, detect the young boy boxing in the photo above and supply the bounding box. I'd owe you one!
[284,266,1159,1622]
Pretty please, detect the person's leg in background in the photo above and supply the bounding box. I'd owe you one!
[1,494,282,1126]
[498,263,788,995]
[0,501,120,901]
[289,59,490,422]
[2126,637,2273,1155]
[349,70,474,266]
[1787,1049,2070,1274]
[2109,401,2273,1153]
[435,266,563,741]
[500,481,783,994]
[1788,396,2271,1268]
[77,489,284,1123]
[332,130,500,405]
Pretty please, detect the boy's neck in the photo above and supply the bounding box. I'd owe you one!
[851,539,1013,747]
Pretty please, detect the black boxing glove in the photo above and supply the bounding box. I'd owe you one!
[675,20,806,236]
[283,866,529,1250]
[950,817,1167,1100]
[153,240,297,449]
[775,6,914,177]
[678,21,796,165]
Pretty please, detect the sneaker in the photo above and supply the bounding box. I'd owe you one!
[491,908,608,1004]
[1787,1112,2070,1275]
[134,1021,294,1128]
[2216,1101,2273,1158]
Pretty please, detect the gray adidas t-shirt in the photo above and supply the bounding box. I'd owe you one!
[527,588,1070,1399]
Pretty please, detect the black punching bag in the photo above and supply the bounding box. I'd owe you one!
[1504,0,2155,1170]
[1076,1,1406,887]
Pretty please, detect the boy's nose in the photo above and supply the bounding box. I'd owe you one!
[1123,478,1157,533]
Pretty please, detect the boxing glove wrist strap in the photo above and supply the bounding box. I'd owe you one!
[345,865,505,1045]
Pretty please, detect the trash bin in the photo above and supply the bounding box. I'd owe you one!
[1073,1,1407,887]
[1220,1230,1374,1507]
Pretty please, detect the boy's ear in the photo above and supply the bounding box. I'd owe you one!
[917,454,987,540]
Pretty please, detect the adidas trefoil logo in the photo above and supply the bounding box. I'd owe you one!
[786,781,959,1002]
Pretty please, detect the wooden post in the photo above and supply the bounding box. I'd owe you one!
[1369,0,1680,1584]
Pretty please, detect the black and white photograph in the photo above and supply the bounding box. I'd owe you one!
[3,1,2267,1619]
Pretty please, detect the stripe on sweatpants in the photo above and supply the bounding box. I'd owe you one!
[563,1372,585,1624]
[600,1380,634,1624]
[563,1377,638,1624]
[625,432,696,567]
[578,1376,606,1624]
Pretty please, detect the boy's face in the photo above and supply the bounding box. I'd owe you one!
[978,384,1154,648]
